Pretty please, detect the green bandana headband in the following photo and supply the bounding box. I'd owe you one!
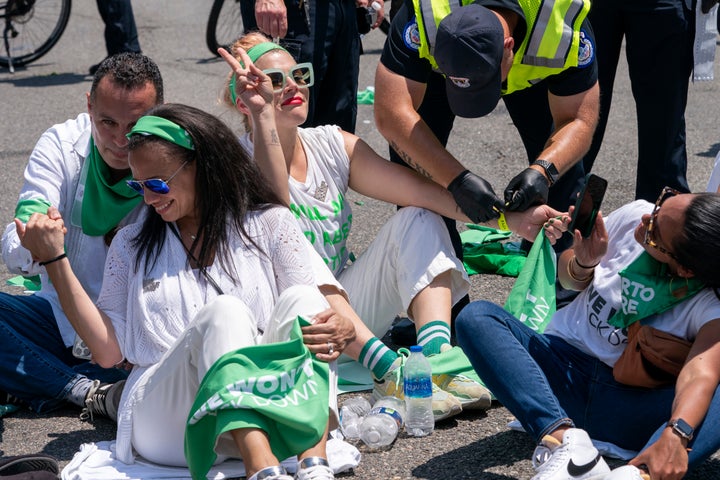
[229,42,289,105]
[128,116,195,150]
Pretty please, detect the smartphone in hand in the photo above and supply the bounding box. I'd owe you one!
[568,173,608,238]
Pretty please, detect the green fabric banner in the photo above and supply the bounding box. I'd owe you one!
[460,225,527,277]
[185,317,330,480]
[503,231,557,332]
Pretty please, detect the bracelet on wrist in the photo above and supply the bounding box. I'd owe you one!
[574,256,599,270]
[497,212,510,231]
[567,256,594,283]
[39,252,67,267]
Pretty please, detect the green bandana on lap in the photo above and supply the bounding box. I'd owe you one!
[75,138,141,236]
[504,231,557,332]
[607,252,705,328]
[185,317,330,480]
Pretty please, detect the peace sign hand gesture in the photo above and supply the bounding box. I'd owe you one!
[218,46,275,114]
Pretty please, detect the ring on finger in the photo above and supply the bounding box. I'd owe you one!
[327,341,334,355]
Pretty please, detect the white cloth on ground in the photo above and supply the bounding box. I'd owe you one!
[60,438,360,480]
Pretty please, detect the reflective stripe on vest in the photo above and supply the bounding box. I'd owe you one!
[413,0,590,93]
[505,0,589,94]
[415,0,471,71]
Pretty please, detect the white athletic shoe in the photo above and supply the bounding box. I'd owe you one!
[531,428,610,480]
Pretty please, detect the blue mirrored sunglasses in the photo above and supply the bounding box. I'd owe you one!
[126,161,188,195]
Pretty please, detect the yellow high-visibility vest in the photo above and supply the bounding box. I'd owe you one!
[413,0,591,95]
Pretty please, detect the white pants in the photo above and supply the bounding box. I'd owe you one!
[338,206,469,339]
[129,285,337,467]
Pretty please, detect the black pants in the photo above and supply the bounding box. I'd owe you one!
[240,0,360,133]
[582,0,693,202]
[96,0,140,56]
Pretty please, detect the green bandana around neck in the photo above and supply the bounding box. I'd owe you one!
[128,116,195,150]
[229,42,289,105]
[607,251,705,328]
[77,138,142,236]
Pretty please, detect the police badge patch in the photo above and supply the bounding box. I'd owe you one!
[403,18,421,51]
[577,29,594,68]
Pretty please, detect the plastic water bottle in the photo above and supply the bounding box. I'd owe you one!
[359,396,405,449]
[340,396,372,440]
[403,345,434,436]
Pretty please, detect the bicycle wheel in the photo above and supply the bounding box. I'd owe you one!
[206,0,243,57]
[0,0,72,68]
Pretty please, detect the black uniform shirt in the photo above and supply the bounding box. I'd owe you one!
[380,0,597,97]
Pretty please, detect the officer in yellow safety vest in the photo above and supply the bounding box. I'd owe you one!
[374,0,599,255]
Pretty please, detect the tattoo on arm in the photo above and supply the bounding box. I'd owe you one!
[390,140,433,180]
[270,129,280,145]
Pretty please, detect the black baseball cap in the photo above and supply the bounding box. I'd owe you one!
[435,3,504,118]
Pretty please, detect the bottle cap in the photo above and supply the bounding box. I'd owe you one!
[410,345,422,353]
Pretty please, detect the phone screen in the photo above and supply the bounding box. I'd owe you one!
[569,174,608,238]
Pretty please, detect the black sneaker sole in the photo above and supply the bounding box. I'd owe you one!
[0,455,59,475]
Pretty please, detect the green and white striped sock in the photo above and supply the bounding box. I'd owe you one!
[359,337,398,379]
[417,320,451,355]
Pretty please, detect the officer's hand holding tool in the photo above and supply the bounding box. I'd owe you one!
[503,167,550,211]
[447,170,504,223]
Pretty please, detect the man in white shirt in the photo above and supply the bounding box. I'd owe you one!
[0,52,163,420]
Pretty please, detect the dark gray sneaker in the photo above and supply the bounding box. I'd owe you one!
[80,379,126,422]
[0,453,59,476]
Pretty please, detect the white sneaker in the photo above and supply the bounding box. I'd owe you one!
[596,465,650,480]
[531,428,610,480]
[295,457,334,480]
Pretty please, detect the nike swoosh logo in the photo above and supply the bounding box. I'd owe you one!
[566,455,601,477]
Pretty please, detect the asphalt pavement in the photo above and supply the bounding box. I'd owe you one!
[1,1,719,478]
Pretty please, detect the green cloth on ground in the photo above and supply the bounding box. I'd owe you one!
[503,231,557,332]
[356,86,375,104]
[185,317,330,480]
[6,275,41,291]
[460,224,527,276]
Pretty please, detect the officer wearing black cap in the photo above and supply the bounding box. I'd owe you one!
[375,0,599,253]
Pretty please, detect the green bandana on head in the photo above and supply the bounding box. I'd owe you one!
[128,116,195,150]
[77,138,142,236]
[229,42,290,105]
[607,251,705,328]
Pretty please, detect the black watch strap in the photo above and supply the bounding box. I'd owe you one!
[532,159,559,186]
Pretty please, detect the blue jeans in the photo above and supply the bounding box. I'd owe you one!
[455,300,720,471]
[0,293,127,413]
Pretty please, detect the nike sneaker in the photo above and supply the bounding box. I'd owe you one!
[531,428,610,480]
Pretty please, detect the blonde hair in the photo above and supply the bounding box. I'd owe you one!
[221,32,275,132]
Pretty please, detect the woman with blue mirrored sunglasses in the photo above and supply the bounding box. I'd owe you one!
[126,160,188,195]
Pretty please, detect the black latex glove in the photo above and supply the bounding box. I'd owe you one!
[702,0,718,13]
[503,168,550,211]
[447,170,503,223]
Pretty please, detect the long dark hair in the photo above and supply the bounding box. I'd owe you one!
[672,192,720,299]
[127,103,284,280]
